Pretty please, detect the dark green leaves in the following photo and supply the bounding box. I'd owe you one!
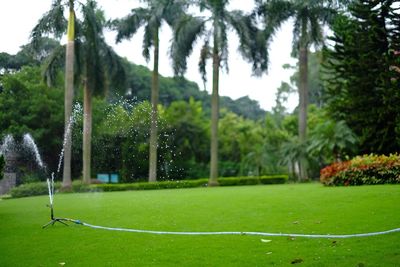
[171,14,206,76]
[30,0,67,49]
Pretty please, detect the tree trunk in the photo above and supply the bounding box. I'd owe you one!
[82,78,92,184]
[209,33,220,186]
[298,21,309,181]
[148,27,159,182]
[62,2,75,190]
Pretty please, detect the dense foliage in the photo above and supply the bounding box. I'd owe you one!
[320,154,400,186]
[2,0,400,186]
[0,58,272,183]
[323,0,400,154]
[0,67,64,178]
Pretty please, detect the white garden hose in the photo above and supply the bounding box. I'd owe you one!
[55,218,400,239]
[46,177,400,238]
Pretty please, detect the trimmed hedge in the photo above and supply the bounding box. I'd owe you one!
[93,179,209,192]
[9,182,56,198]
[94,175,287,191]
[320,154,400,186]
[218,175,288,186]
[9,181,94,198]
[8,175,288,198]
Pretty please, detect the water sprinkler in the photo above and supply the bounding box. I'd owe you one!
[42,173,69,228]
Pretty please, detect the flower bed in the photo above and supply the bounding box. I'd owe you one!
[320,154,400,186]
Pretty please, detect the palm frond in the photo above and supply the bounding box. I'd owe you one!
[170,14,207,76]
[114,8,149,43]
[101,43,126,91]
[142,22,155,62]
[79,0,125,96]
[30,0,67,48]
[308,12,324,48]
[198,39,211,84]
[291,16,302,56]
[227,10,270,75]
[257,0,294,37]
[93,42,126,97]
[162,0,187,26]
[41,44,65,87]
[217,19,229,72]
[81,0,104,41]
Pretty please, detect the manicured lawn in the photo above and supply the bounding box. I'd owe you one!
[0,183,399,266]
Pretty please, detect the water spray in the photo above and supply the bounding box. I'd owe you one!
[42,103,82,228]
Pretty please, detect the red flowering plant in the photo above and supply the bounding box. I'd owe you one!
[320,161,350,185]
[320,154,400,186]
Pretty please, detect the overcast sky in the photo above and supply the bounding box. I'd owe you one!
[0,0,297,111]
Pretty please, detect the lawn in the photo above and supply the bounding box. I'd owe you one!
[0,183,399,266]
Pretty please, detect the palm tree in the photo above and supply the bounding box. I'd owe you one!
[113,0,185,183]
[63,0,75,189]
[31,0,75,189]
[32,0,125,184]
[171,0,262,186]
[256,0,342,180]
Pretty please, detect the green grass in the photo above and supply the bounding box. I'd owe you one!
[1,184,399,266]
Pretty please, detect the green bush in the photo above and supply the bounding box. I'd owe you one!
[218,177,259,186]
[10,182,59,198]
[19,171,46,184]
[320,154,400,186]
[218,175,288,186]
[259,175,289,184]
[71,180,97,193]
[93,179,209,192]
[8,175,288,198]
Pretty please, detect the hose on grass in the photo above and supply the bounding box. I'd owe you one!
[57,217,400,239]
[46,178,400,238]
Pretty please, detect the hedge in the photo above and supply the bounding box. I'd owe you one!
[8,175,288,198]
[9,181,95,198]
[9,182,56,198]
[320,154,400,186]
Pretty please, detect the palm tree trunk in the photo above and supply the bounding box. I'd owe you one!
[148,27,159,182]
[298,20,308,181]
[82,78,92,184]
[62,1,75,190]
[209,35,220,186]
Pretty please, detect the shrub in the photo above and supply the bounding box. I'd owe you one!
[93,179,209,192]
[320,154,400,186]
[10,182,60,198]
[8,175,288,198]
[218,177,259,186]
[72,180,97,193]
[259,175,289,184]
[218,175,288,186]
[19,171,45,184]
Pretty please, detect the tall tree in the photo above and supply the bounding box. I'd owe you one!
[171,0,261,185]
[31,0,75,189]
[323,0,400,154]
[114,0,185,182]
[62,0,75,189]
[256,0,342,180]
[31,0,125,184]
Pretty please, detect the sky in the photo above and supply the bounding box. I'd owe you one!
[0,0,297,111]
